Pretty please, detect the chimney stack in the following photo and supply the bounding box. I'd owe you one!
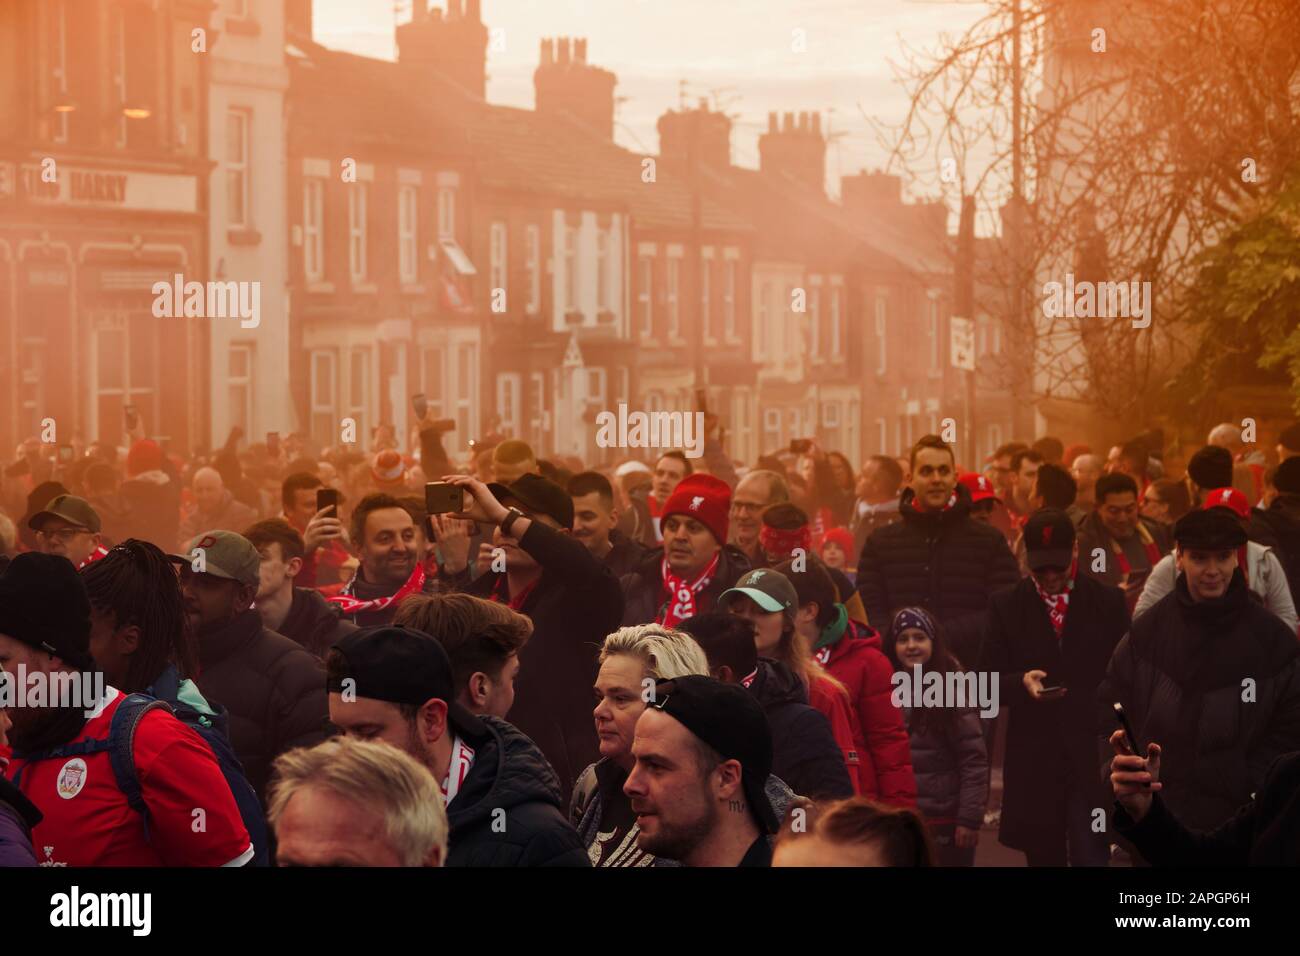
[534,36,618,140]
[396,0,489,99]
[759,109,827,195]
[657,100,733,170]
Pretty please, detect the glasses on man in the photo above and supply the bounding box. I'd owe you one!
[731,501,764,514]
[37,526,89,543]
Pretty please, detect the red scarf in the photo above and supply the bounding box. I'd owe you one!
[77,545,110,570]
[1111,522,1162,586]
[1033,561,1077,637]
[759,524,811,561]
[328,562,426,615]
[911,491,958,513]
[658,552,721,628]
[491,573,539,611]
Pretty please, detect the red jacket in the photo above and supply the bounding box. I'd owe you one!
[814,612,917,806]
[807,674,862,795]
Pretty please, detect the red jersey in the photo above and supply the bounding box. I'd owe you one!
[5,688,253,867]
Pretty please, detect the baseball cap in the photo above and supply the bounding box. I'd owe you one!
[27,494,101,534]
[650,675,778,834]
[170,530,261,588]
[1201,486,1250,520]
[327,625,485,737]
[487,473,574,528]
[719,568,798,623]
[1022,509,1076,571]
[1174,508,1246,550]
[957,472,997,504]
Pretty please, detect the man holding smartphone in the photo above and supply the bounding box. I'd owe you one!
[980,509,1129,866]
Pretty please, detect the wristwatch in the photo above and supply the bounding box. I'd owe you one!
[500,507,525,537]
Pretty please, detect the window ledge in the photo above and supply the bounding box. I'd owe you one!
[225,18,261,37]
[668,336,689,347]
[596,309,617,324]
[227,228,261,247]
[563,309,585,325]
[352,282,379,294]
[401,283,427,295]
[306,281,335,294]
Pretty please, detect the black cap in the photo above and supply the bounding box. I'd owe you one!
[1174,508,1247,550]
[0,552,94,671]
[651,675,778,834]
[327,625,485,737]
[487,472,574,528]
[1276,456,1300,496]
[1023,508,1076,571]
[1187,445,1233,490]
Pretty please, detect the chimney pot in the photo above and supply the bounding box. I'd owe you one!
[576,38,587,64]
[783,112,795,132]
[811,112,821,135]
[558,37,570,65]
[768,111,778,132]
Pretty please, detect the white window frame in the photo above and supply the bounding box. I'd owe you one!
[564,226,579,313]
[226,108,251,229]
[497,372,522,436]
[229,0,250,19]
[111,7,128,147]
[822,402,840,428]
[756,282,771,359]
[420,347,447,419]
[584,368,607,405]
[830,285,843,356]
[928,297,941,373]
[454,342,478,440]
[348,184,368,283]
[666,256,681,338]
[876,418,887,454]
[808,284,821,358]
[528,371,546,447]
[723,260,737,340]
[638,255,654,337]
[437,186,456,239]
[874,294,888,376]
[701,253,713,342]
[398,185,419,284]
[763,408,782,448]
[303,178,324,281]
[525,224,541,314]
[490,221,508,302]
[309,350,338,444]
[228,344,253,436]
[597,228,612,312]
[49,1,70,143]
[349,347,371,439]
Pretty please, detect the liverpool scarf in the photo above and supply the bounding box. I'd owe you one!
[328,562,426,616]
[658,552,721,628]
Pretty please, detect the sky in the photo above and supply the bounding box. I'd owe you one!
[311,0,991,203]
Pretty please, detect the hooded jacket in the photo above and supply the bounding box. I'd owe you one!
[193,609,329,800]
[0,774,41,867]
[1135,542,1296,631]
[746,660,856,801]
[446,715,589,867]
[619,543,752,627]
[814,612,917,806]
[1254,495,1300,605]
[1099,571,1300,831]
[855,486,1020,664]
[277,586,358,658]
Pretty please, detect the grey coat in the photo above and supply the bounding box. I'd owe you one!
[902,706,989,830]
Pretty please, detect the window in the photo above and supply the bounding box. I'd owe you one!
[303,179,324,281]
[110,5,157,150]
[584,368,607,405]
[830,286,842,356]
[228,345,253,436]
[348,184,368,282]
[92,311,157,443]
[808,285,821,358]
[987,424,1003,462]
[497,373,521,436]
[437,186,456,238]
[310,350,337,444]
[928,298,941,372]
[349,348,371,438]
[597,229,611,312]
[490,221,508,303]
[455,343,477,439]
[876,418,887,454]
[757,282,771,358]
[48,1,70,143]
[420,347,446,418]
[398,185,419,284]
[874,294,888,375]
[226,109,250,229]
[723,260,737,339]
[701,254,713,341]
[111,8,128,148]
[666,257,681,337]
[763,408,782,448]
[528,371,546,448]
[525,225,540,314]
[822,402,840,428]
[229,0,250,19]
[564,227,579,312]
[638,256,654,337]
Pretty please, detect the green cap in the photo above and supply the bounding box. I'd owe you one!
[720,568,798,622]
[28,494,101,534]
[171,530,261,588]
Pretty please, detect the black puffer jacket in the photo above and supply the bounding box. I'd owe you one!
[447,715,589,867]
[1255,495,1300,603]
[1099,572,1300,831]
[746,660,855,801]
[278,587,357,659]
[902,704,988,831]
[194,609,329,800]
[855,486,1020,663]
[619,544,752,627]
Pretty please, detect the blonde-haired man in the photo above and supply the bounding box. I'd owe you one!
[269,736,447,867]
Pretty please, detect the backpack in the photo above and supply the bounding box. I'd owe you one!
[13,692,269,866]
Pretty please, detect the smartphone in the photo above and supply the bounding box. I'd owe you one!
[425,481,464,515]
[57,444,75,463]
[266,432,281,457]
[789,438,813,455]
[124,404,139,430]
[316,487,340,516]
[1113,702,1141,754]
[412,393,428,420]
[1038,684,1066,699]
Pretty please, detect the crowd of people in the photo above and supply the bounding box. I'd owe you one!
[2,413,1300,867]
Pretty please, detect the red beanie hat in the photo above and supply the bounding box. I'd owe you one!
[821,526,855,556]
[661,474,732,545]
[126,439,163,477]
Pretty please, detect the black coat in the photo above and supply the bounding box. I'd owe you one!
[619,544,752,627]
[1254,495,1300,602]
[455,520,623,800]
[118,475,181,552]
[447,715,590,867]
[1074,511,1171,611]
[1099,572,1300,830]
[1115,750,1300,866]
[278,587,357,659]
[194,609,329,800]
[979,574,1129,849]
[855,486,1020,663]
[746,660,855,801]
[603,530,649,580]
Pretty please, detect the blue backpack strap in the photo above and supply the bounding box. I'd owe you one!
[107,693,173,838]
[11,737,113,792]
